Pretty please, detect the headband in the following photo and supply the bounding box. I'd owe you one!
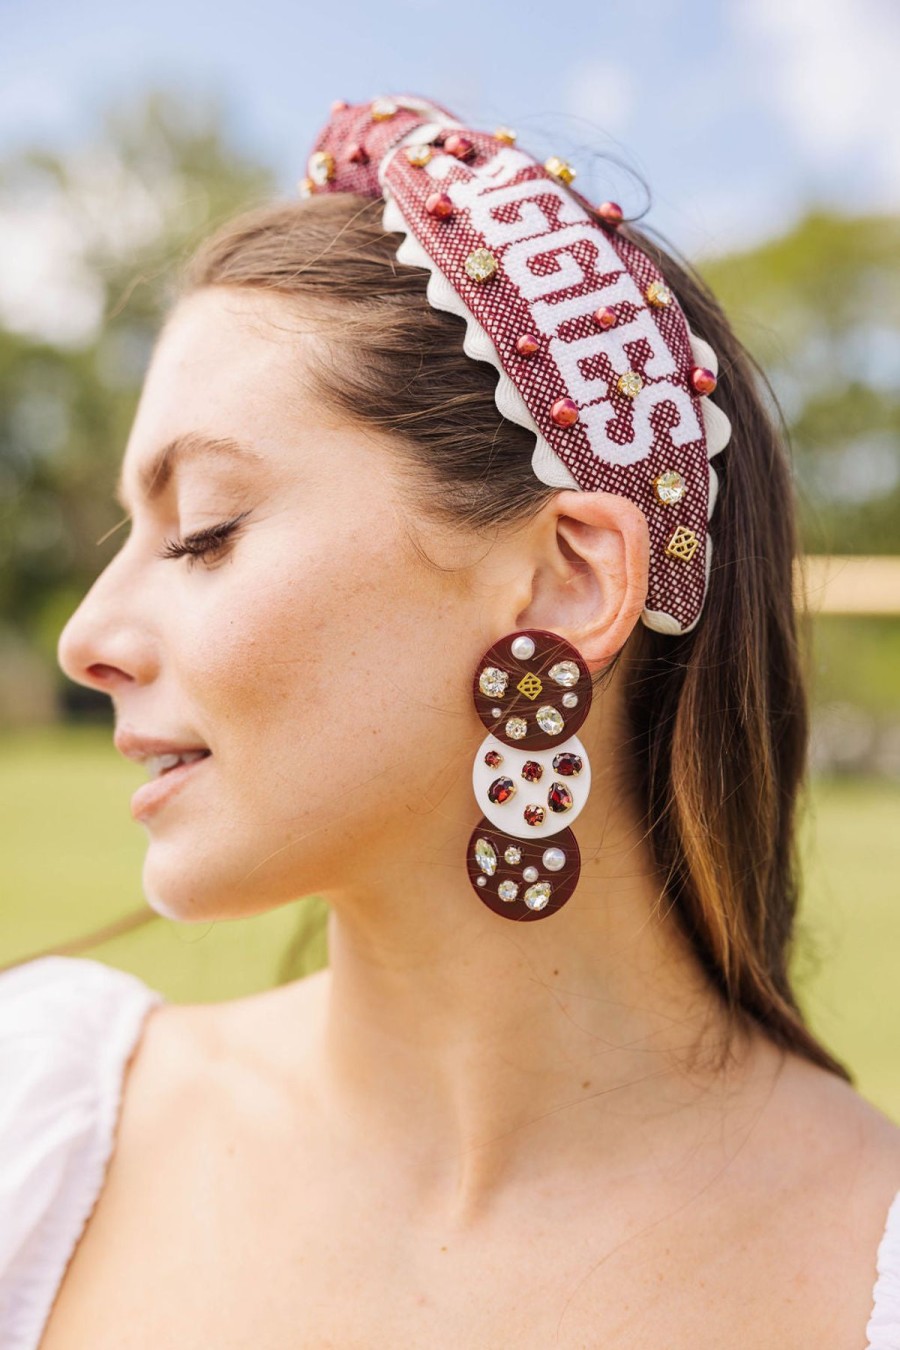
[301,94,732,635]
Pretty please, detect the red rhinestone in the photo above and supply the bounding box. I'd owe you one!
[548,781,574,813]
[524,804,545,827]
[592,306,617,329]
[484,749,503,768]
[346,143,369,165]
[551,752,583,776]
[596,200,623,225]
[444,133,475,160]
[550,397,579,427]
[515,333,540,357]
[488,776,516,804]
[690,365,717,395]
[425,191,454,220]
[521,760,543,782]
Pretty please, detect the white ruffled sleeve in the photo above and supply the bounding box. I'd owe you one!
[867,1189,900,1349]
[0,954,165,1350]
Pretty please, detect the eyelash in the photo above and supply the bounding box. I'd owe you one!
[155,511,252,567]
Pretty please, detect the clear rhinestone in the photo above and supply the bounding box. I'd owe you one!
[405,143,433,167]
[479,666,508,698]
[307,151,335,186]
[653,469,686,506]
[474,838,497,877]
[562,692,578,708]
[464,248,499,283]
[506,716,528,740]
[548,660,579,688]
[524,881,552,911]
[646,280,673,308]
[504,846,522,865]
[617,370,643,398]
[498,880,519,903]
[511,635,535,660]
[536,706,564,735]
[542,847,566,872]
[522,865,539,883]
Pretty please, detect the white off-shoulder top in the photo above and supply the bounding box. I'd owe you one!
[0,955,898,1348]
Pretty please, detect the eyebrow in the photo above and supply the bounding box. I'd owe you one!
[114,433,265,511]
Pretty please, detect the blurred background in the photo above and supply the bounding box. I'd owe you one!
[1,0,898,1115]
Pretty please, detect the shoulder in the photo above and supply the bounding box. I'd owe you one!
[0,956,165,1347]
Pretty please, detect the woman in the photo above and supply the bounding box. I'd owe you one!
[2,94,899,1347]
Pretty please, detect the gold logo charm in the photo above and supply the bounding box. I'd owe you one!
[665,525,700,562]
[516,672,543,701]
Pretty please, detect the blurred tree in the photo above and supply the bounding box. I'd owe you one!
[700,211,900,555]
[0,88,275,704]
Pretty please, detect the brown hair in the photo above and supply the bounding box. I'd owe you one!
[13,187,852,1084]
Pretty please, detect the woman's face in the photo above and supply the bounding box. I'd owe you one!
[57,286,515,923]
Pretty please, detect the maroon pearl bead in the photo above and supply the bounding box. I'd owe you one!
[596,200,623,225]
[550,397,579,428]
[515,333,540,357]
[425,191,454,220]
[444,132,475,160]
[592,306,617,329]
[690,365,717,395]
[346,143,369,165]
[330,99,349,113]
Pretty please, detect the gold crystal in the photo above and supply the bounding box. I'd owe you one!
[405,143,433,167]
[617,370,643,398]
[308,151,335,186]
[371,97,398,121]
[297,176,316,198]
[544,155,576,184]
[646,280,673,308]
[494,127,517,144]
[665,525,700,562]
[516,672,543,701]
[464,248,499,283]
[653,469,686,506]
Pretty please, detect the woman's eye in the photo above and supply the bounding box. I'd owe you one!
[155,511,252,568]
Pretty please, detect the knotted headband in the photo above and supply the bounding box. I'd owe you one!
[301,94,733,635]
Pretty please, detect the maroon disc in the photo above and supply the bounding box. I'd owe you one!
[472,629,592,750]
[465,818,581,921]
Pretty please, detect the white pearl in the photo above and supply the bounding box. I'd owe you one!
[542,847,566,872]
[562,692,578,708]
[511,635,535,660]
[522,865,539,882]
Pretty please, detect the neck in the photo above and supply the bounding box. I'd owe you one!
[303,735,767,1221]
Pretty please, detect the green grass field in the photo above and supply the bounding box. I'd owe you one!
[1,724,898,1121]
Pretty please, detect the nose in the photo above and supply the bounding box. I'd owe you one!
[57,550,157,698]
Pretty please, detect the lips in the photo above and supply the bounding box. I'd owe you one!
[130,750,212,821]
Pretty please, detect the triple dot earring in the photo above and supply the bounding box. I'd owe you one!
[466,629,592,921]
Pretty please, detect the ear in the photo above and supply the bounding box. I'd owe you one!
[512,489,650,672]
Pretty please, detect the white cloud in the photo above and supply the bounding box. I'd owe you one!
[733,0,900,206]
[563,59,635,138]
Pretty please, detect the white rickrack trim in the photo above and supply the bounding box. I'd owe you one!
[379,128,733,636]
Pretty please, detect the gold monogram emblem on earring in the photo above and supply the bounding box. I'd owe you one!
[665,525,700,562]
[516,672,543,700]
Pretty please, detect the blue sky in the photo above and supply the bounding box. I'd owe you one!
[2,0,898,265]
